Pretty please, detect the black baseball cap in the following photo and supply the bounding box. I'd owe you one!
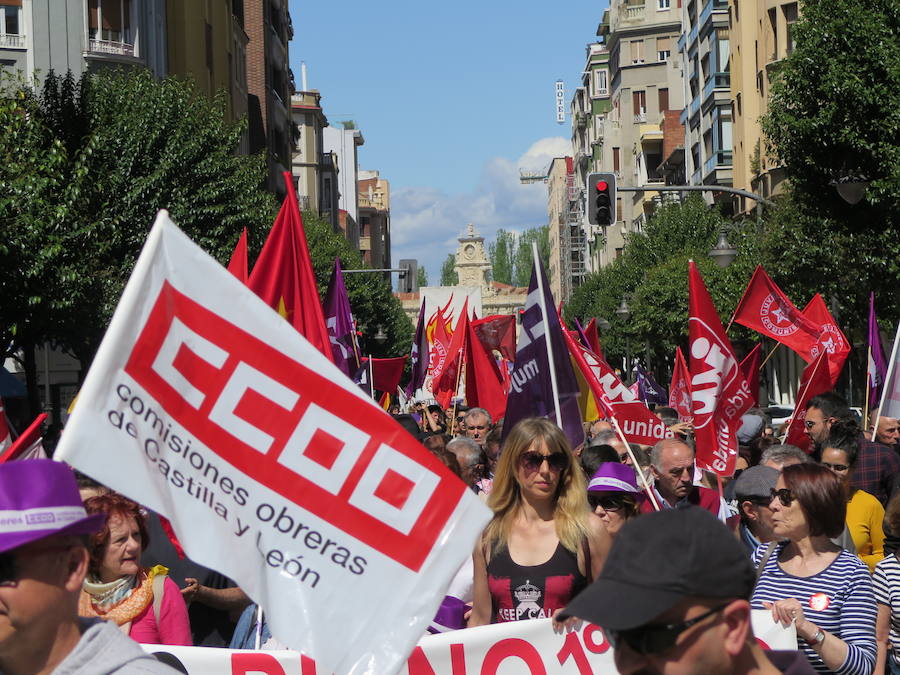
[560,507,755,630]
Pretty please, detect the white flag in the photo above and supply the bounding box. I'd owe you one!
[55,211,490,675]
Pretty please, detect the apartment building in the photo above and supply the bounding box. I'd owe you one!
[594,0,685,269]
[358,169,390,273]
[546,156,571,301]
[730,0,798,213]
[323,125,364,234]
[570,42,612,276]
[290,87,330,213]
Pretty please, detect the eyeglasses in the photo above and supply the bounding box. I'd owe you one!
[822,462,849,473]
[588,494,629,511]
[618,452,629,463]
[520,451,568,473]
[770,487,794,507]
[803,419,819,429]
[605,603,728,655]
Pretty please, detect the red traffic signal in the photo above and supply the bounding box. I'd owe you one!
[595,180,608,192]
[587,172,617,226]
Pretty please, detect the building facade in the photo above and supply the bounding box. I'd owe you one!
[729,0,797,213]
[678,0,733,205]
[323,125,364,235]
[594,0,685,269]
[546,156,572,302]
[358,169,390,272]
[290,89,328,213]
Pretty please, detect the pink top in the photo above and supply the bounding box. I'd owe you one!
[128,576,192,645]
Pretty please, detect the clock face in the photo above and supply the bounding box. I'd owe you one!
[464,244,476,260]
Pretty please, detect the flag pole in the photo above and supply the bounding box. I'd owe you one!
[532,242,563,428]
[368,358,375,400]
[782,353,827,438]
[759,341,781,369]
[863,344,872,433]
[872,321,900,441]
[609,416,660,511]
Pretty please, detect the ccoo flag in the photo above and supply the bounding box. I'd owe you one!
[689,261,754,476]
[502,248,584,450]
[247,172,333,364]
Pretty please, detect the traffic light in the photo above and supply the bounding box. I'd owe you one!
[398,259,418,294]
[587,172,617,226]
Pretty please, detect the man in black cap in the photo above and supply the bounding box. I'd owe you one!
[560,507,814,674]
[733,465,780,555]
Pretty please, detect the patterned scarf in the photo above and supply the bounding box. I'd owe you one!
[80,567,155,626]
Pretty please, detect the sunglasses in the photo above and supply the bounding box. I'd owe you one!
[588,494,629,511]
[770,487,794,507]
[822,462,849,473]
[520,451,568,472]
[605,603,728,655]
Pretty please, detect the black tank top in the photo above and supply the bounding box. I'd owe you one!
[487,542,588,623]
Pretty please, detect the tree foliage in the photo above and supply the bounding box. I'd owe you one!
[762,0,900,224]
[440,253,458,286]
[417,266,428,288]
[488,229,515,284]
[512,226,550,287]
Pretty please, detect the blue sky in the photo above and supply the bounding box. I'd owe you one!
[288,1,607,283]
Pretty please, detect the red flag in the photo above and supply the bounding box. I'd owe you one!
[584,318,602,356]
[0,399,11,452]
[0,413,48,463]
[784,353,833,452]
[433,302,469,407]
[472,315,516,362]
[739,344,762,407]
[226,227,249,282]
[564,330,672,446]
[247,172,333,363]
[464,320,507,421]
[801,294,850,386]
[362,356,408,394]
[669,347,693,420]
[689,262,754,476]
[732,266,821,357]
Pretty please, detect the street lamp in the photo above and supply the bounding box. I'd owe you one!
[596,317,611,332]
[830,175,868,205]
[373,325,388,345]
[615,297,632,379]
[615,298,631,321]
[709,229,737,268]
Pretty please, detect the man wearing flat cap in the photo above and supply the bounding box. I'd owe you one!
[560,507,814,674]
[0,459,175,674]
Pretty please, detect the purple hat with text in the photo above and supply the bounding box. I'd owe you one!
[587,462,645,500]
[0,459,106,554]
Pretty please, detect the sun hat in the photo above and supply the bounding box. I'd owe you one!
[0,459,106,554]
[587,462,644,499]
[559,507,755,629]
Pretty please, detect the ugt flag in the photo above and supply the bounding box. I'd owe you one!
[689,262,754,476]
[502,248,583,450]
[54,211,490,675]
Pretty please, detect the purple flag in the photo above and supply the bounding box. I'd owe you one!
[323,258,358,377]
[636,364,668,406]
[501,251,584,451]
[406,298,429,396]
[868,292,888,410]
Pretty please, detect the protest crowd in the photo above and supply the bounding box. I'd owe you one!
[2,193,900,675]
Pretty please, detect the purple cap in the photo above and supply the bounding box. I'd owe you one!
[587,462,644,499]
[0,459,106,554]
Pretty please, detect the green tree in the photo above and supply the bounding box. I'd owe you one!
[761,0,900,225]
[512,226,550,286]
[440,253,458,286]
[417,266,428,288]
[488,229,516,284]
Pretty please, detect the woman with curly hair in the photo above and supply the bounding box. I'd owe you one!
[468,418,610,626]
[78,492,191,645]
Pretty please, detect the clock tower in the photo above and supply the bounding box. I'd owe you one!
[454,224,492,288]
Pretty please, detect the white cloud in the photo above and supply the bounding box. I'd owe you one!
[390,137,570,285]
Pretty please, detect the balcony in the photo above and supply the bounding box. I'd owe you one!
[623,4,646,23]
[677,32,686,54]
[88,39,135,57]
[633,111,647,123]
[0,33,25,49]
[703,149,733,178]
[702,71,731,109]
[699,0,729,37]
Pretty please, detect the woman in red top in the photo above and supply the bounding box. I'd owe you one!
[469,418,610,626]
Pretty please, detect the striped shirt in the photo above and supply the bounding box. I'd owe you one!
[751,542,876,674]
[872,553,900,668]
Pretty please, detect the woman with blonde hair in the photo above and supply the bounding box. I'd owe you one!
[468,418,610,626]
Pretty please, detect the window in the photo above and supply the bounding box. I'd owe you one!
[593,69,608,97]
[205,23,213,74]
[658,88,669,112]
[630,40,644,64]
[784,3,798,55]
[656,36,671,61]
[613,147,621,173]
[616,198,622,221]
[633,90,646,120]
[658,0,670,8]
[1,3,21,35]
[88,0,132,44]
